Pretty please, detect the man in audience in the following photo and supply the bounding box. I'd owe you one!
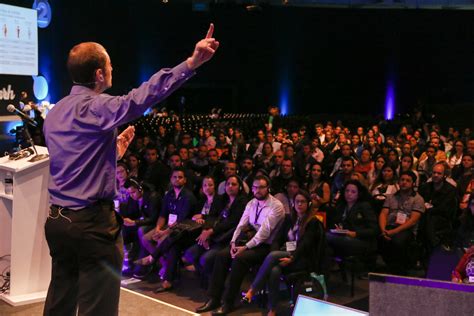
[217,161,250,194]
[270,158,296,194]
[143,145,170,194]
[240,156,256,189]
[207,148,225,184]
[331,156,355,200]
[189,144,209,176]
[134,168,197,278]
[418,163,457,250]
[196,175,284,314]
[379,171,425,275]
[268,150,285,178]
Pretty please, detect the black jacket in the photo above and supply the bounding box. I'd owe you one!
[332,201,379,240]
[274,215,327,274]
[121,191,161,227]
[209,194,248,243]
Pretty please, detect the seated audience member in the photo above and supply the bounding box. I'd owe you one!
[152,176,223,292]
[451,244,474,284]
[379,171,425,275]
[125,153,142,179]
[142,145,170,195]
[330,144,357,178]
[452,154,472,181]
[294,143,317,180]
[354,149,374,178]
[242,190,326,316]
[454,154,473,209]
[196,175,285,315]
[370,164,399,201]
[399,154,420,187]
[417,145,438,180]
[116,162,130,207]
[418,163,457,250]
[207,148,225,184]
[331,157,355,202]
[268,150,285,178]
[455,194,474,249]
[184,175,248,280]
[240,156,256,189]
[121,178,161,274]
[167,153,197,192]
[255,142,275,171]
[327,180,378,256]
[306,162,331,211]
[217,161,250,194]
[189,145,209,176]
[419,136,447,163]
[134,167,197,277]
[270,158,296,194]
[447,140,465,169]
[274,178,301,214]
[367,155,386,188]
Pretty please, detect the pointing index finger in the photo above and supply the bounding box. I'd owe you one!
[205,23,214,39]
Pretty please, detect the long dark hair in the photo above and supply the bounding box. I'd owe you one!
[338,179,371,207]
[223,175,246,205]
[291,189,315,238]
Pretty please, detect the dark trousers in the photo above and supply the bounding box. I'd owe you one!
[380,228,414,274]
[43,201,123,316]
[207,244,270,306]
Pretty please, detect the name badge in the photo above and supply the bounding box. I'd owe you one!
[168,214,178,226]
[286,241,297,252]
[395,212,407,225]
[469,276,474,283]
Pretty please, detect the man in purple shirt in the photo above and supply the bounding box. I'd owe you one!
[42,24,219,316]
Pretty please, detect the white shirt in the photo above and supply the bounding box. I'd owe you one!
[231,194,285,249]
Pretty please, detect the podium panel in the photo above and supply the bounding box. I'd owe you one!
[0,146,51,306]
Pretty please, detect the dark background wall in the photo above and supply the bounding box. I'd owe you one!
[2,0,474,121]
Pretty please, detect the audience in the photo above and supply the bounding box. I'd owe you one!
[109,110,474,306]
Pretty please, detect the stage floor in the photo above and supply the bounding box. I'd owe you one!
[0,268,370,315]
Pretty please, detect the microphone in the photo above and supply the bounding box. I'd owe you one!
[7,104,38,127]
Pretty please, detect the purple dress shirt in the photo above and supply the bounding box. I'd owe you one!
[44,61,195,209]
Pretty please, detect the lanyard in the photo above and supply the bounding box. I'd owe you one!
[254,202,264,225]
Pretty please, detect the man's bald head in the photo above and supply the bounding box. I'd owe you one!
[67,42,108,89]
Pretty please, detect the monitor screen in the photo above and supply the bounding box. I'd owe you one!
[0,4,38,76]
[293,295,369,316]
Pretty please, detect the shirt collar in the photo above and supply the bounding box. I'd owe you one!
[69,85,99,96]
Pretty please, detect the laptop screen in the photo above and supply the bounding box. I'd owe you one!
[293,295,369,316]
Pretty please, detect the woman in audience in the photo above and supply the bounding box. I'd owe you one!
[126,153,142,179]
[452,153,473,182]
[183,175,248,280]
[306,162,331,211]
[275,178,301,214]
[191,176,223,225]
[370,164,399,199]
[327,180,378,257]
[255,142,274,171]
[116,162,130,207]
[242,190,326,316]
[399,154,420,187]
[455,194,474,249]
[447,140,465,169]
[367,155,386,188]
[354,149,374,178]
[387,148,400,170]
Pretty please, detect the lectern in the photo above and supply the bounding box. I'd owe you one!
[0,146,51,306]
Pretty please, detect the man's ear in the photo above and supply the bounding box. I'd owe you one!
[96,68,104,82]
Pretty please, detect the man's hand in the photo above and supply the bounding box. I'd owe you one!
[279,257,293,267]
[186,23,219,70]
[123,218,136,227]
[117,125,135,160]
[231,246,246,259]
[153,229,170,241]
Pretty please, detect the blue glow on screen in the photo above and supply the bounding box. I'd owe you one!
[279,85,289,115]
